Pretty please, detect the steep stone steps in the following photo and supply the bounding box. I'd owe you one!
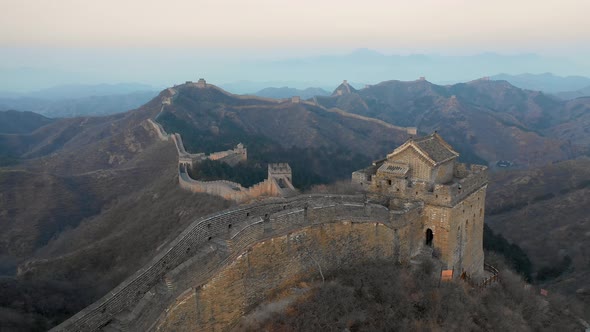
[164,276,174,291]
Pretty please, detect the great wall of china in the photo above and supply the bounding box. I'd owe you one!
[52,80,491,331]
[146,80,298,203]
[150,79,415,204]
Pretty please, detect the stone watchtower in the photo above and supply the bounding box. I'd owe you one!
[196,78,207,88]
[352,133,488,277]
[268,163,292,183]
[233,143,247,161]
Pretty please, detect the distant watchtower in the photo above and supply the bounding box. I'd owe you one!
[197,78,207,88]
[234,143,247,161]
[352,133,488,277]
[266,163,296,197]
[268,163,292,183]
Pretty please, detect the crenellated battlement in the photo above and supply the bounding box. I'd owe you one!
[387,163,488,207]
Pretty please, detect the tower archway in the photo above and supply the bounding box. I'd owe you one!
[425,228,433,246]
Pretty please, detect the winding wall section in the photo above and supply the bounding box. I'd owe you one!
[52,194,421,331]
[147,92,293,202]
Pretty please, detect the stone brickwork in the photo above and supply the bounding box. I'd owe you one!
[158,222,397,331]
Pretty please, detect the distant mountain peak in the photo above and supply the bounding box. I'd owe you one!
[332,80,357,96]
[490,72,590,93]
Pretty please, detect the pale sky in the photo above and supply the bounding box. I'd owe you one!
[1,0,589,53]
[1,0,590,91]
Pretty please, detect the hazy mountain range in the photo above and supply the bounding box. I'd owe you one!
[0,83,159,118]
[554,86,590,100]
[4,72,590,120]
[0,83,157,99]
[491,73,590,92]
[2,49,589,92]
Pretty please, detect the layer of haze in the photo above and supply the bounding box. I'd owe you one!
[1,0,589,92]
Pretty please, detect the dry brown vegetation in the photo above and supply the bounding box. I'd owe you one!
[486,157,590,318]
[236,257,584,331]
[1,166,229,331]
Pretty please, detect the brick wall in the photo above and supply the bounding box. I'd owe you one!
[157,220,398,331]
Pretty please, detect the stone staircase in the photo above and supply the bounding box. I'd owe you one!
[163,276,174,292]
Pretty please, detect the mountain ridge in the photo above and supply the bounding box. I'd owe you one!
[491,72,590,93]
[316,78,589,166]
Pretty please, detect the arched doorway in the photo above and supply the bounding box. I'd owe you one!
[425,228,433,246]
